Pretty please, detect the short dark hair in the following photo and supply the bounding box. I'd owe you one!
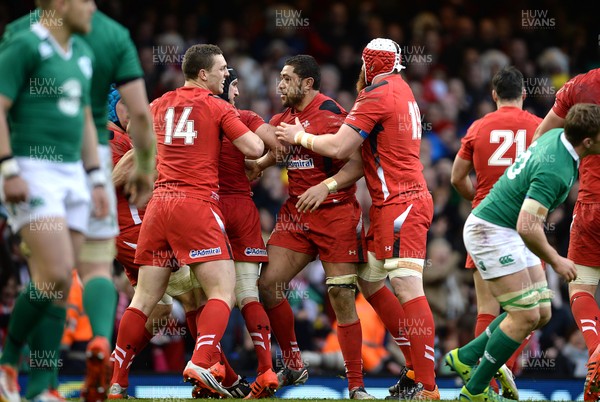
[284,55,321,90]
[564,103,600,146]
[182,44,223,80]
[492,67,524,101]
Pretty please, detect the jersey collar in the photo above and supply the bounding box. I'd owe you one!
[560,131,580,168]
[31,22,73,60]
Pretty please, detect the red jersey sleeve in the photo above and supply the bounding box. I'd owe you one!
[344,85,388,138]
[269,113,283,127]
[457,119,481,161]
[215,101,250,142]
[239,109,265,132]
[552,77,576,118]
[110,130,133,166]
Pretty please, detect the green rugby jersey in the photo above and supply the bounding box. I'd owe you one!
[473,128,579,228]
[3,10,144,145]
[0,24,93,162]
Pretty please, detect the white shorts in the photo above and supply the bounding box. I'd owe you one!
[0,157,90,233]
[463,214,541,280]
[85,145,119,239]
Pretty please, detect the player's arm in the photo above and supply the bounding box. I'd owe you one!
[113,149,134,188]
[296,149,364,212]
[276,117,363,160]
[81,106,109,218]
[232,132,264,159]
[255,123,281,152]
[0,95,28,203]
[450,156,475,201]
[516,198,576,281]
[117,79,156,208]
[533,109,565,140]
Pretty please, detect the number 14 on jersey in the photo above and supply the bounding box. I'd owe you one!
[164,107,198,145]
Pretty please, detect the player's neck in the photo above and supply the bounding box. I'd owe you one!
[496,99,523,109]
[294,90,319,112]
[41,19,72,51]
[184,79,210,91]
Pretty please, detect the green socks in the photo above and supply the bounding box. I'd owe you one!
[26,304,66,399]
[466,328,521,395]
[0,283,54,366]
[82,277,117,339]
[458,312,507,365]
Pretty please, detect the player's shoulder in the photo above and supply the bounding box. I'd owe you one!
[361,79,391,97]
[2,12,32,41]
[269,110,288,126]
[90,11,130,38]
[314,93,346,115]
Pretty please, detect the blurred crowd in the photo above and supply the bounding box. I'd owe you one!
[1,0,599,380]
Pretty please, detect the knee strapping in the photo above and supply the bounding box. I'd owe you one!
[533,281,553,305]
[79,239,116,263]
[235,262,260,304]
[326,274,357,293]
[497,286,540,311]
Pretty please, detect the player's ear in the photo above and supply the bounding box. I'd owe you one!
[198,69,208,81]
[522,87,527,101]
[304,77,314,91]
[491,90,498,103]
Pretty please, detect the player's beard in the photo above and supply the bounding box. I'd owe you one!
[282,82,304,108]
[356,65,367,93]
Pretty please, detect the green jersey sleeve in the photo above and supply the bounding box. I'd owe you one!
[525,172,566,210]
[0,34,38,101]
[114,30,143,84]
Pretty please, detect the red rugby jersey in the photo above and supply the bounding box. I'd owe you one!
[270,93,355,205]
[551,69,600,203]
[458,106,541,208]
[218,109,265,196]
[150,86,249,202]
[344,74,427,207]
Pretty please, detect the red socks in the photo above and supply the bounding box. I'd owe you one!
[337,320,364,390]
[266,299,303,369]
[241,301,273,373]
[402,296,436,391]
[366,286,413,368]
[571,292,600,357]
[192,299,231,367]
[111,307,149,387]
[186,308,199,338]
[474,313,496,337]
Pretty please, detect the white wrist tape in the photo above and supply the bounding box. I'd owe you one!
[88,168,107,188]
[0,158,20,179]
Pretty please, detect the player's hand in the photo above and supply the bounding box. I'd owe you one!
[296,182,329,213]
[551,256,577,282]
[276,117,303,145]
[245,159,263,181]
[91,186,110,218]
[125,168,155,209]
[3,176,28,203]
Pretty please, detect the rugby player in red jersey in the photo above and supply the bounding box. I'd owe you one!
[112,44,264,398]
[450,66,541,399]
[534,68,600,401]
[106,89,228,399]
[211,67,280,398]
[250,55,374,400]
[276,40,438,399]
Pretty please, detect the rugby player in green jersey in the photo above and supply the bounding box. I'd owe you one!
[2,4,157,401]
[0,1,108,401]
[444,103,600,402]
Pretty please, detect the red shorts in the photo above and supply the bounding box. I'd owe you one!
[568,202,600,267]
[115,233,140,286]
[135,197,233,267]
[268,197,366,263]
[219,195,267,263]
[367,192,433,261]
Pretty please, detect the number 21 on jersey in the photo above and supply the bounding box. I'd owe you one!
[164,107,197,145]
[488,129,526,166]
